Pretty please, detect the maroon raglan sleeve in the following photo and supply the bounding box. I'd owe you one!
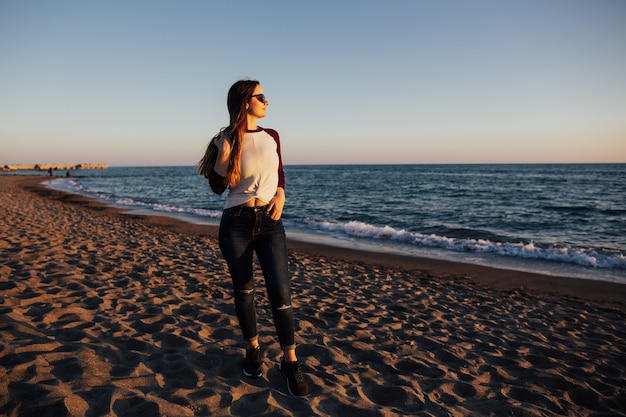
[264,128,286,189]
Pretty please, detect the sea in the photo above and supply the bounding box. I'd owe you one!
[36,164,626,285]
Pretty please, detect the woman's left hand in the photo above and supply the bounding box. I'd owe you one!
[267,187,285,220]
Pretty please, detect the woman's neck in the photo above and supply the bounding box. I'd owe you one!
[247,114,258,131]
[246,117,261,132]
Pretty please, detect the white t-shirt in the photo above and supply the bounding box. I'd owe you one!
[224,129,281,209]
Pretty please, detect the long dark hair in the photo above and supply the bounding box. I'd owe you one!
[197,79,259,187]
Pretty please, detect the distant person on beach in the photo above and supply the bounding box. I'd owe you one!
[198,80,310,397]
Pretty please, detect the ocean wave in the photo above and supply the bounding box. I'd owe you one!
[302,219,626,270]
[542,204,594,213]
[47,179,222,219]
[113,197,221,218]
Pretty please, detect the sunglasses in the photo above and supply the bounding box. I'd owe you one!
[251,93,267,103]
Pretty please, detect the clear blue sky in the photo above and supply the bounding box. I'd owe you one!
[1,0,625,166]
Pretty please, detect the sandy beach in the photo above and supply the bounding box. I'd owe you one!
[1,175,625,417]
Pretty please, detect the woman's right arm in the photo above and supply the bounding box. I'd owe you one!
[213,131,232,177]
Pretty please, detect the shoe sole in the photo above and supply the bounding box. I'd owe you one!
[242,368,262,378]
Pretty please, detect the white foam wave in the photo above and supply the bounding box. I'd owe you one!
[46,179,222,219]
[113,197,221,218]
[304,219,626,270]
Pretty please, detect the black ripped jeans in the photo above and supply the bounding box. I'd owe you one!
[218,205,295,350]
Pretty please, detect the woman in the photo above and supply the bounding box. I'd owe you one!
[198,80,310,397]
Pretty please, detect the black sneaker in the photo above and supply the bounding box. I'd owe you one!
[243,346,263,378]
[280,358,310,396]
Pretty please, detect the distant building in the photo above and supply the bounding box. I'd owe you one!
[2,163,109,171]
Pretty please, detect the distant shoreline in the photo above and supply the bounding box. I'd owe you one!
[5,162,625,170]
